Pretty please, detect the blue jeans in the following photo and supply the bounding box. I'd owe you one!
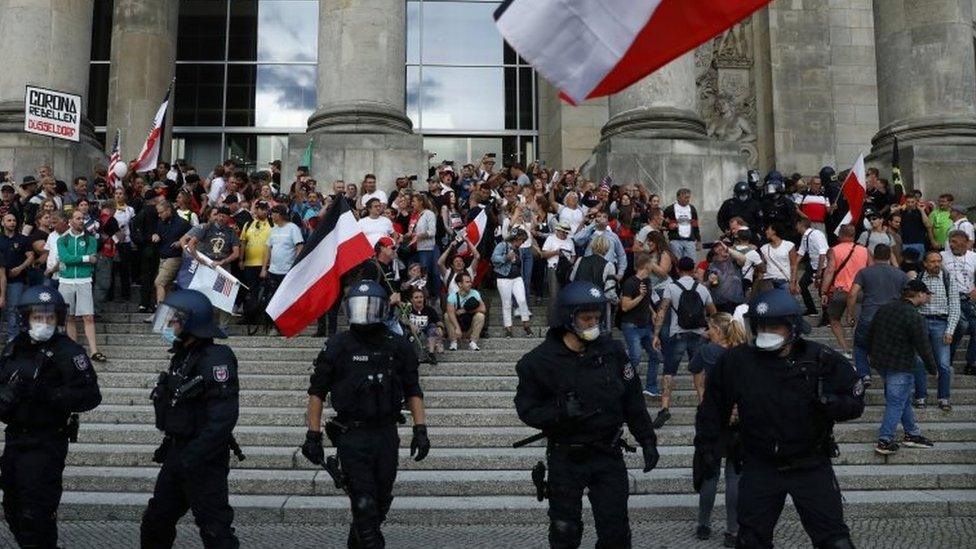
[879,370,921,442]
[665,331,705,375]
[520,247,534,300]
[669,239,697,261]
[951,298,976,367]
[4,281,25,341]
[914,317,952,400]
[622,322,659,393]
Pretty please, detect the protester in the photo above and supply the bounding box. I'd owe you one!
[820,224,870,357]
[57,210,105,361]
[151,200,191,307]
[262,205,305,287]
[664,188,701,260]
[913,251,959,411]
[620,253,661,397]
[491,228,532,337]
[445,272,485,350]
[0,213,33,338]
[540,221,576,320]
[796,218,829,316]
[569,235,619,331]
[943,230,976,376]
[759,222,798,293]
[401,287,445,363]
[847,244,909,384]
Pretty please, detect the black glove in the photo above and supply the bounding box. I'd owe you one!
[301,430,325,465]
[560,393,586,421]
[152,437,171,464]
[819,393,855,421]
[410,424,430,462]
[641,440,660,473]
[692,446,720,493]
[0,384,18,415]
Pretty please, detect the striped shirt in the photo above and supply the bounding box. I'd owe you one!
[917,269,960,335]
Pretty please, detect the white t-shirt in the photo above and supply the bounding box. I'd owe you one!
[113,205,136,243]
[760,240,795,281]
[44,230,61,280]
[208,177,225,205]
[949,218,975,246]
[672,203,693,239]
[542,234,576,268]
[942,250,976,294]
[557,205,586,235]
[799,228,830,270]
[267,222,304,275]
[358,216,394,247]
[362,189,388,207]
[734,245,763,282]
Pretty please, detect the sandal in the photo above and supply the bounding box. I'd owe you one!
[90,352,108,363]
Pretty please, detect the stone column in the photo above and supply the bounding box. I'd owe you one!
[601,52,706,141]
[106,0,179,160]
[0,0,102,176]
[307,0,412,134]
[871,0,976,148]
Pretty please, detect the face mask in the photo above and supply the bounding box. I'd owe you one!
[161,326,179,345]
[576,325,601,342]
[28,322,56,342]
[755,331,786,351]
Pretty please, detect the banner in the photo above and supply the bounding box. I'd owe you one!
[176,249,245,313]
[24,85,82,142]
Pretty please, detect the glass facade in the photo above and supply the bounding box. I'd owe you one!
[88,0,537,172]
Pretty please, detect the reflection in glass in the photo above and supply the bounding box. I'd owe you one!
[90,0,114,61]
[519,68,535,130]
[177,0,228,61]
[226,65,316,128]
[407,2,420,65]
[407,67,420,128]
[87,65,110,127]
[421,2,503,65]
[224,134,288,171]
[421,67,506,131]
[172,134,222,174]
[174,65,225,126]
[229,0,318,62]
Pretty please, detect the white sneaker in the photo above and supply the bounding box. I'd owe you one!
[448,341,458,351]
[468,341,480,351]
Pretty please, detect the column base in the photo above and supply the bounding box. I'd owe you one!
[307,102,414,135]
[600,107,708,141]
[0,102,105,181]
[871,115,976,151]
[585,135,746,240]
[286,132,425,193]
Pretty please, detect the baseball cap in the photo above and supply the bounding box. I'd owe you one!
[904,279,932,295]
[376,236,395,249]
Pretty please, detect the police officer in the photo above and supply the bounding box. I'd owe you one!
[694,288,864,548]
[141,289,241,548]
[0,286,101,547]
[759,175,799,241]
[515,281,659,549]
[302,280,429,549]
[747,169,763,201]
[718,181,763,236]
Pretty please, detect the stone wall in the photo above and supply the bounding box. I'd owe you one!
[827,0,879,165]
[537,79,608,171]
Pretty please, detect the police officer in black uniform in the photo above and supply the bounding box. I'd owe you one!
[747,169,764,201]
[141,289,241,548]
[694,288,864,548]
[759,174,799,241]
[302,280,429,549]
[515,281,659,549]
[718,181,763,236]
[0,286,101,547]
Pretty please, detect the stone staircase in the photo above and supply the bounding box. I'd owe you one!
[6,300,975,525]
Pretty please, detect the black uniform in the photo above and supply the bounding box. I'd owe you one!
[308,328,424,549]
[0,333,101,547]
[760,196,799,239]
[141,341,241,549]
[514,330,656,549]
[695,339,865,548]
[717,197,762,235]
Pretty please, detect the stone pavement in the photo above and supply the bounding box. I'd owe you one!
[17,518,976,548]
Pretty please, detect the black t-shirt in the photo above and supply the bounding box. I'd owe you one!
[619,276,653,326]
[407,305,441,331]
[0,234,32,283]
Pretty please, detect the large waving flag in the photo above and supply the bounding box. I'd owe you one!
[130,81,174,174]
[267,198,373,337]
[460,206,488,257]
[835,153,867,235]
[495,0,771,104]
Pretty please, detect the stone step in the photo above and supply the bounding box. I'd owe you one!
[54,489,976,523]
[47,443,976,471]
[59,464,976,498]
[81,404,976,427]
[94,387,976,409]
[11,422,972,448]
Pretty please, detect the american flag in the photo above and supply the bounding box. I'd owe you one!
[106,129,121,188]
[212,273,234,297]
[599,173,613,189]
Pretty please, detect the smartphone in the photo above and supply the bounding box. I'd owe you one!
[486,153,496,158]
[408,175,418,181]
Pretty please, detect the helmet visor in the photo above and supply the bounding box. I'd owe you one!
[151,304,188,336]
[346,295,389,325]
[18,303,63,327]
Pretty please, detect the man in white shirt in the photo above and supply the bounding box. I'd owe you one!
[357,198,395,247]
[944,230,976,375]
[359,173,387,210]
[552,191,587,236]
[207,165,227,207]
[540,221,576,319]
[43,211,66,284]
[797,218,830,316]
[948,205,974,248]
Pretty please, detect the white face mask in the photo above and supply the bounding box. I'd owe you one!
[29,322,56,342]
[576,325,601,342]
[755,331,786,351]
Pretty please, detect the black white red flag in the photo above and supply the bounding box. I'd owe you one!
[130,81,173,173]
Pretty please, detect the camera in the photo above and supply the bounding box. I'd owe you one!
[408,175,418,181]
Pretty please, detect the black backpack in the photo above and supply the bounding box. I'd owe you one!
[673,280,707,330]
[555,253,574,285]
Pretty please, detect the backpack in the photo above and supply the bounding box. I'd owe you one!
[673,280,708,330]
[555,253,574,285]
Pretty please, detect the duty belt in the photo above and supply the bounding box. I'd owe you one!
[333,413,406,430]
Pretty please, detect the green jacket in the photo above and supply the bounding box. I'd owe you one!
[57,231,98,280]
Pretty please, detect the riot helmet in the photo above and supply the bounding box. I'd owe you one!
[17,286,67,342]
[345,280,390,326]
[744,288,809,352]
[733,181,751,202]
[765,170,783,183]
[764,179,786,198]
[152,289,227,343]
[552,281,608,342]
[747,169,762,193]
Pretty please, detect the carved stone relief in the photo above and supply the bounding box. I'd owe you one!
[696,18,758,167]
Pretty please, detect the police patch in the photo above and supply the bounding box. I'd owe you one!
[213,365,230,383]
[622,364,635,380]
[39,291,52,303]
[852,379,865,397]
[72,354,91,371]
[589,288,602,298]
[756,302,769,316]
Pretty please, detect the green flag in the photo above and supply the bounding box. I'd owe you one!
[300,137,314,170]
